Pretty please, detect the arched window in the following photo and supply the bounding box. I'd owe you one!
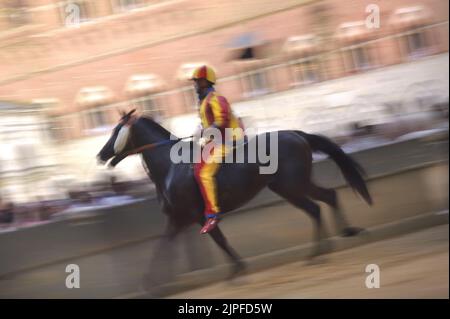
[226,33,271,98]
[337,21,377,73]
[125,74,165,117]
[76,86,115,133]
[112,0,148,13]
[390,6,433,60]
[283,35,322,86]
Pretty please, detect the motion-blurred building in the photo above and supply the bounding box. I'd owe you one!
[0,100,59,202]
[0,0,448,200]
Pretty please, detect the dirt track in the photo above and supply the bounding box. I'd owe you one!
[0,223,447,299]
[168,225,449,299]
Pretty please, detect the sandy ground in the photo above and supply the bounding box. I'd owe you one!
[1,224,447,299]
[168,225,449,299]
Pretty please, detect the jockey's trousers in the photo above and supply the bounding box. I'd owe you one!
[194,143,230,217]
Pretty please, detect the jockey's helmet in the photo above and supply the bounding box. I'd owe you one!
[191,65,216,84]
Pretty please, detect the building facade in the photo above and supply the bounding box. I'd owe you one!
[0,0,448,139]
[0,0,448,199]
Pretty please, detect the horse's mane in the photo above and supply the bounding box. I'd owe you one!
[138,116,174,139]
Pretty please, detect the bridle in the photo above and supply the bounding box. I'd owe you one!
[109,112,192,167]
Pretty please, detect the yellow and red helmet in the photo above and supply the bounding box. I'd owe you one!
[191,65,216,84]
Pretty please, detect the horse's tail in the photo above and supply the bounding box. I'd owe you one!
[296,131,373,205]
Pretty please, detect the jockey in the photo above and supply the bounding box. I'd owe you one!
[191,65,244,234]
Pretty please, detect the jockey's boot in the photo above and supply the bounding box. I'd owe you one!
[200,214,221,234]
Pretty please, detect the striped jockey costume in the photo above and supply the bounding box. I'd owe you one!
[194,87,244,226]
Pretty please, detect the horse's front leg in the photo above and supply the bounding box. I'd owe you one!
[143,217,180,292]
[196,218,247,280]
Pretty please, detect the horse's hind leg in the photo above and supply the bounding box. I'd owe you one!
[198,219,246,279]
[307,184,365,237]
[269,184,331,257]
[289,196,333,257]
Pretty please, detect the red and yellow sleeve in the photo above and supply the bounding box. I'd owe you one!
[208,94,231,129]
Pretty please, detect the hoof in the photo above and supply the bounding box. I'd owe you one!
[305,256,328,266]
[309,240,333,258]
[136,290,159,299]
[142,273,159,293]
[341,226,365,237]
[141,281,159,298]
[228,261,247,281]
[142,272,171,296]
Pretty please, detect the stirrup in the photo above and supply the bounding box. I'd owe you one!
[206,213,221,219]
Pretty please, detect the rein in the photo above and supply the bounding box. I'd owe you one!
[109,135,193,167]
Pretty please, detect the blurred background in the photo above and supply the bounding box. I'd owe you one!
[0,0,448,298]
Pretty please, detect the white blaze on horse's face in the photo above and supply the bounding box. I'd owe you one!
[114,125,130,154]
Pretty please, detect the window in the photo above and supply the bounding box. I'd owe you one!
[243,70,269,98]
[140,96,155,112]
[92,108,107,127]
[113,0,148,13]
[292,59,321,86]
[391,6,431,59]
[134,95,162,117]
[84,108,110,133]
[353,47,370,69]
[404,31,428,58]
[0,1,28,29]
[346,45,371,72]
[76,86,114,134]
[7,8,29,27]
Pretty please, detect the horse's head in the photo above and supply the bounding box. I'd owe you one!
[97,109,136,164]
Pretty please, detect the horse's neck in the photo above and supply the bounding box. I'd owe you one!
[141,144,173,184]
[133,126,173,188]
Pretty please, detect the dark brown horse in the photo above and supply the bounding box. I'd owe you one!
[97,110,372,285]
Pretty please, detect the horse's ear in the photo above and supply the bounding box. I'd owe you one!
[127,109,136,117]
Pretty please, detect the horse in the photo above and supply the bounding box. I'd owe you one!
[97,110,372,285]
